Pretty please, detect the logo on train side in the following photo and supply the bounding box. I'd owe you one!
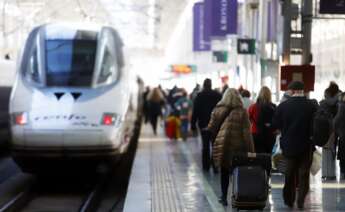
[33,114,101,127]
[34,114,87,121]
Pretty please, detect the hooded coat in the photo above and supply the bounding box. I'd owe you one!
[207,104,254,169]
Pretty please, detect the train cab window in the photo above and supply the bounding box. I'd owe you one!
[45,39,97,87]
[97,48,118,84]
[28,48,40,83]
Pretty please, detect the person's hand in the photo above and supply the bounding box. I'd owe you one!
[201,128,213,141]
[192,129,198,137]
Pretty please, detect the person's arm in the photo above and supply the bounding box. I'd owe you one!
[272,105,282,133]
[174,99,180,111]
[207,109,220,133]
[201,109,220,142]
[242,111,255,152]
[248,104,255,123]
[191,95,199,131]
[270,104,278,132]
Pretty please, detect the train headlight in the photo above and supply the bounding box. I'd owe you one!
[101,113,117,126]
[13,112,28,125]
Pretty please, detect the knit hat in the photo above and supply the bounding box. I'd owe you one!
[288,81,304,90]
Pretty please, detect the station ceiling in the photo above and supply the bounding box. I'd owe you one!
[2,0,189,49]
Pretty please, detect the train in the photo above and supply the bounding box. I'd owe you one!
[9,23,143,173]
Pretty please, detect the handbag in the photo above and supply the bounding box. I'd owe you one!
[310,150,322,176]
[271,134,287,174]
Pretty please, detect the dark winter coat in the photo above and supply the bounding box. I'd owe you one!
[273,96,317,158]
[335,93,345,160]
[320,95,338,118]
[335,93,345,140]
[191,89,222,130]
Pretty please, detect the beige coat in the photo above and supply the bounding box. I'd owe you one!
[208,104,254,169]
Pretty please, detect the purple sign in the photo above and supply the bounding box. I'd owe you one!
[193,3,211,51]
[204,0,238,37]
[267,0,278,42]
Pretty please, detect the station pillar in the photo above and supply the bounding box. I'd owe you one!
[301,0,313,65]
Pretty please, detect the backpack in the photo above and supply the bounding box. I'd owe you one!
[334,93,345,140]
[313,101,334,147]
[257,103,276,136]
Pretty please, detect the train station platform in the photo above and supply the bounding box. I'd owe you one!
[123,124,345,212]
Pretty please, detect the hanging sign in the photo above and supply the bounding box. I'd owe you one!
[204,0,238,37]
[237,39,256,54]
[267,0,278,42]
[280,65,315,91]
[193,3,211,51]
[170,65,197,74]
[212,51,228,63]
[320,0,345,14]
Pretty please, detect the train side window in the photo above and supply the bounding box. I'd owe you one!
[97,48,118,84]
[28,47,40,83]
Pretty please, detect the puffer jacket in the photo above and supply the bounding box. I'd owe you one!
[208,104,254,169]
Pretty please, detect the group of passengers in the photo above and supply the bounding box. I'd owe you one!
[142,79,345,209]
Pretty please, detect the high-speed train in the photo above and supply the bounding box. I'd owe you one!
[9,24,142,172]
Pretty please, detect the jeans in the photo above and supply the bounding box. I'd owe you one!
[180,119,189,140]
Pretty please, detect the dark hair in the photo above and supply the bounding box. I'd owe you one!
[238,85,244,93]
[288,81,304,90]
[326,81,339,98]
[203,78,212,90]
[241,90,251,98]
[182,89,187,97]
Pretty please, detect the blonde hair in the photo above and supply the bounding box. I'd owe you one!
[218,88,243,108]
[257,86,272,104]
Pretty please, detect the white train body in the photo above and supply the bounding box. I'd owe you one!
[10,24,137,160]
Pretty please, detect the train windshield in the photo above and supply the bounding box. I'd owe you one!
[45,39,97,87]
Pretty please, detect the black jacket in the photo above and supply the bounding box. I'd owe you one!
[191,89,222,130]
[335,93,345,140]
[273,96,317,158]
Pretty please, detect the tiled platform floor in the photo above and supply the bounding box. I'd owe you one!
[123,124,345,212]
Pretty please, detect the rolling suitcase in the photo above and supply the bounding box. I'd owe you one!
[322,148,336,180]
[165,116,177,139]
[231,153,271,211]
[165,116,180,139]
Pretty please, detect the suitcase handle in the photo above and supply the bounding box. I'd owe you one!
[231,153,272,173]
[233,152,270,158]
[248,152,257,158]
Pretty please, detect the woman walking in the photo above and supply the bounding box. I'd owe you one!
[207,88,255,206]
[147,87,165,135]
[248,86,277,154]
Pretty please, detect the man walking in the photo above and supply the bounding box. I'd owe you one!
[273,81,317,209]
[191,78,222,171]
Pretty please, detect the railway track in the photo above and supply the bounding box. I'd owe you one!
[0,166,124,212]
[0,112,142,212]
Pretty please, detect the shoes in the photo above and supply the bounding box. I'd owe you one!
[322,176,336,181]
[297,202,304,210]
[213,168,219,174]
[218,197,228,206]
[202,165,210,171]
[341,173,345,180]
[284,200,294,208]
[297,199,304,210]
